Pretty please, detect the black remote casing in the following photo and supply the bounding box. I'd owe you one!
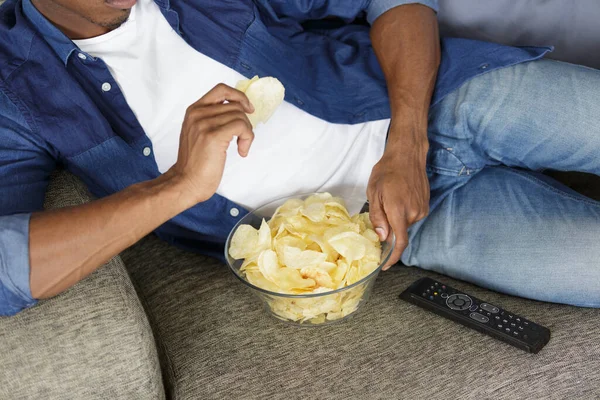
[399,277,551,354]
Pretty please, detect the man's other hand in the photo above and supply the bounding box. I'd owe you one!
[367,125,430,269]
[169,83,255,203]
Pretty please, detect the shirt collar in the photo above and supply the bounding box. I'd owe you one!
[22,0,77,65]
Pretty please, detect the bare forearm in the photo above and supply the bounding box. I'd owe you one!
[371,4,440,149]
[29,172,196,298]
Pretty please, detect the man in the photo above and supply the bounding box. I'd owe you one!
[0,0,598,316]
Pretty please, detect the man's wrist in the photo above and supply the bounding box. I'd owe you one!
[386,116,429,156]
[130,171,203,217]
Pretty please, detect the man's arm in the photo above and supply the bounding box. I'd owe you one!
[0,84,254,314]
[367,3,441,267]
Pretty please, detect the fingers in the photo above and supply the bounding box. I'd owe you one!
[195,110,252,133]
[194,83,254,113]
[214,118,255,156]
[368,194,389,242]
[191,102,248,120]
[383,209,408,270]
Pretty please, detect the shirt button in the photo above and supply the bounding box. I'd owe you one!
[101,82,112,92]
[142,147,151,156]
[229,207,240,217]
[78,53,87,60]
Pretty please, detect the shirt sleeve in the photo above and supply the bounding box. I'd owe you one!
[0,214,37,316]
[253,0,371,23]
[0,89,56,316]
[366,0,439,24]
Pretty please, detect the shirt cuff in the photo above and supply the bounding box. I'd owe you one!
[0,213,37,315]
[367,0,439,24]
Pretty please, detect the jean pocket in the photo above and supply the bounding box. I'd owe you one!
[426,144,480,177]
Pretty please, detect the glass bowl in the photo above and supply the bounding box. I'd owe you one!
[225,193,395,326]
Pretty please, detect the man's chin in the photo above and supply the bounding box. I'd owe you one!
[105,0,137,10]
[98,9,131,29]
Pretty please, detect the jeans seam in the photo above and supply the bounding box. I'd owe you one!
[502,168,600,208]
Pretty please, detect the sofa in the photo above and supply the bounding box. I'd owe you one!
[1,169,599,399]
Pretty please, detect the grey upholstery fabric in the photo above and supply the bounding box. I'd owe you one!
[438,0,600,70]
[123,234,600,400]
[0,170,165,400]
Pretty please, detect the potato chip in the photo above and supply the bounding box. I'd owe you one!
[276,268,315,291]
[304,192,333,205]
[246,269,280,293]
[300,266,335,289]
[274,235,306,259]
[301,202,326,222]
[328,231,369,261]
[257,219,272,252]
[235,75,259,93]
[258,249,280,284]
[331,259,349,288]
[362,228,380,243]
[229,224,258,259]
[281,246,327,270]
[236,75,285,127]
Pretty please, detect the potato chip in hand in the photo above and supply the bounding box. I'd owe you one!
[236,75,285,127]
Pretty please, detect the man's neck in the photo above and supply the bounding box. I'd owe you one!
[31,0,112,39]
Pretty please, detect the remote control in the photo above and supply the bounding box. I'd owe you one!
[399,277,551,353]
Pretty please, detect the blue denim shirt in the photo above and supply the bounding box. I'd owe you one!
[0,0,551,315]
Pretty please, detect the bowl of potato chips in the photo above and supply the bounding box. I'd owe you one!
[225,192,395,325]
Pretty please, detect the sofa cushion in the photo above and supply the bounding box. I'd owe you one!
[123,234,600,399]
[0,170,164,400]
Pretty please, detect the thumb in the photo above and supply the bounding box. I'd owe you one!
[368,196,389,241]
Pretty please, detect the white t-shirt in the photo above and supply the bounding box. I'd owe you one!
[74,0,389,209]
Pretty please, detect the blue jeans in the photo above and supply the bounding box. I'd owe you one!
[403,59,600,307]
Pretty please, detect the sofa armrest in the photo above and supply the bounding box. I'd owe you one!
[0,170,164,399]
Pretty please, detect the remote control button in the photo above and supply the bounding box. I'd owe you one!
[524,321,529,326]
[510,323,516,328]
[518,326,524,331]
[469,312,489,323]
[516,318,521,322]
[426,289,431,294]
[469,304,478,312]
[442,285,446,289]
[435,282,439,286]
[497,324,503,329]
[441,293,448,299]
[446,294,472,310]
[495,316,500,320]
[486,312,491,317]
[513,331,519,336]
[422,293,427,297]
[434,292,438,296]
[480,303,500,314]
[429,296,434,300]
[502,319,508,324]
[508,315,514,319]
[505,328,511,333]
[430,286,435,290]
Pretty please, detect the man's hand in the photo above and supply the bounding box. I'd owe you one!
[169,83,255,203]
[368,127,430,269]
